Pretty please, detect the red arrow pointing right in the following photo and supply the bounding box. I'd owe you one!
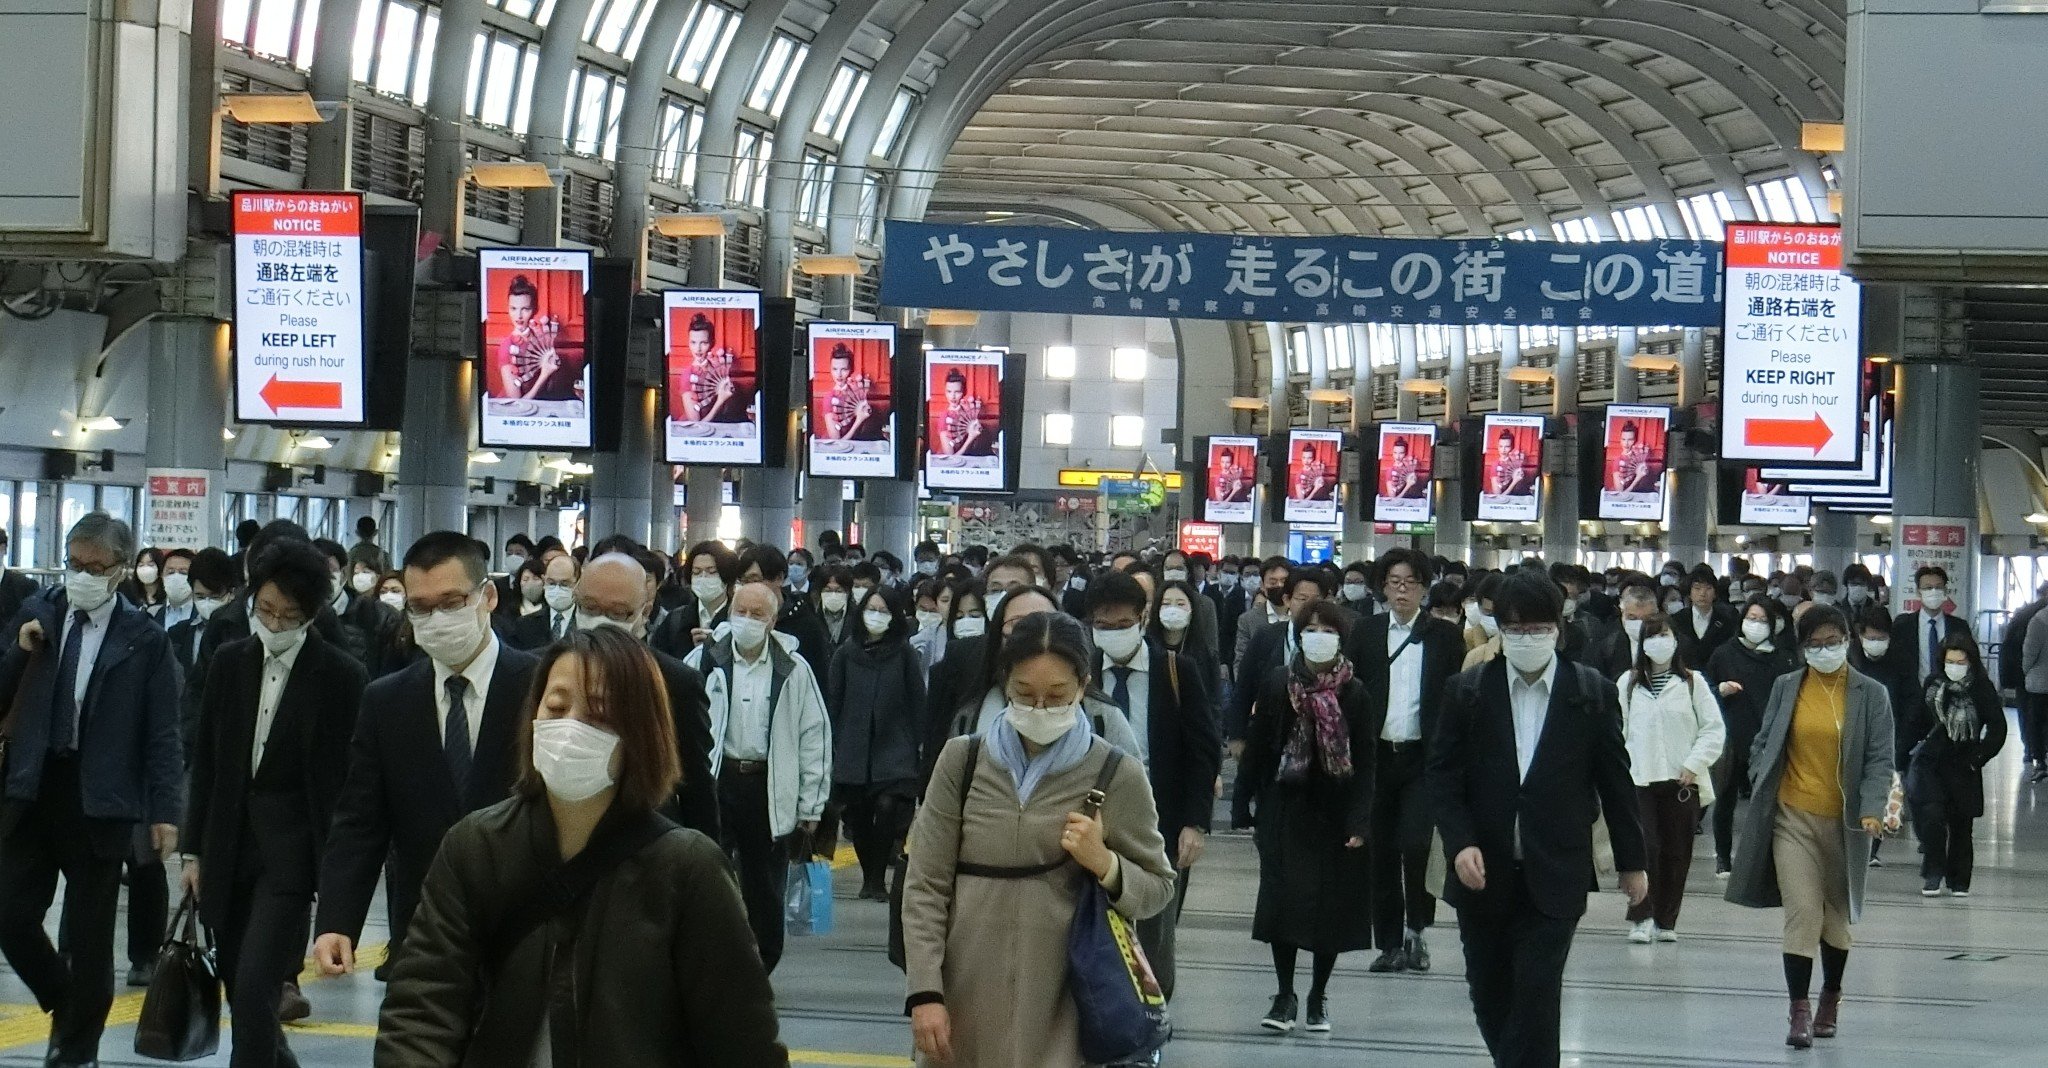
[1744,412,1834,453]
[259,375,344,413]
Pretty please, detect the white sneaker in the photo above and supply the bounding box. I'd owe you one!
[1656,927,1679,943]
[1627,920,1655,944]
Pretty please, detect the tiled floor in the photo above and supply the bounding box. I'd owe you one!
[7,713,2048,1066]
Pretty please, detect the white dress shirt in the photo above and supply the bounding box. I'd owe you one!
[1507,656,1558,784]
[723,643,775,760]
[251,638,307,770]
[1103,650,1151,765]
[57,595,120,746]
[432,634,501,750]
[1381,611,1425,742]
[1691,606,1713,641]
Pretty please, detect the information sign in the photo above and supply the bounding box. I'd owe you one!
[231,192,367,425]
[1719,223,1862,464]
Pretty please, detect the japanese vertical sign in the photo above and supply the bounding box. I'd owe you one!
[478,248,593,449]
[882,221,1723,327]
[231,192,366,425]
[1374,423,1437,524]
[922,348,1007,492]
[1897,517,1972,618]
[142,469,211,550]
[806,322,899,479]
[663,289,765,466]
[1719,223,1863,464]
[1203,436,1260,524]
[1284,430,1344,527]
[1598,405,1671,521]
[1476,414,1544,523]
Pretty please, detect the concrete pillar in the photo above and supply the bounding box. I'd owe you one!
[394,359,474,548]
[650,461,677,556]
[1812,507,1856,574]
[803,477,845,545]
[1261,322,1292,553]
[682,468,723,547]
[1889,299,1979,616]
[142,318,230,547]
[1543,330,1580,563]
[1666,328,1711,567]
[860,480,916,560]
[301,0,356,190]
[586,386,657,545]
[1304,325,1331,429]
[1614,328,1641,405]
[1342,324,1378,560]
[1436,328,1472,564]
[742,468,798,547]
[1498,331,1524,415]
[1394,325,1421,422]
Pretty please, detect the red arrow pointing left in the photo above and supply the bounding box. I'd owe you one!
[259,375,344,413]
[1743,412,1833,453]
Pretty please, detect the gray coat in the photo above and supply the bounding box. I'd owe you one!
[1724,667,1894,921]
[2024,608,2048,694]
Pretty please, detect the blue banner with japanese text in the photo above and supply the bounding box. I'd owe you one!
[881,221,1724,328]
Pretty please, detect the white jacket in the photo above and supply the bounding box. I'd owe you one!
[1616,670,1726,806]
[686,629,833,840]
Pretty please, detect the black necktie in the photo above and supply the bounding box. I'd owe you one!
[51,610,88,753]
[1928,617,1941,677]
[1110,665,1133,716]
[444,675,473,795]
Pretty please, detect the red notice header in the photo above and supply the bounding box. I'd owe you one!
[1724,222,1842,271]
[231,192,363,238]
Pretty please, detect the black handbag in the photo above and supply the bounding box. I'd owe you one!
[134,891,221,1062]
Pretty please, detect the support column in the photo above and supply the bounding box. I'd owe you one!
[1890,288,1978,616]
[682,468,723,547]
[1304,325,1331,428]
[1436,328,1471,563]
[301,0,355,190]
[1342,324,1377,561]
[650,460,677,555]
[1666,328,1711,566]
[742,468,798,548]
[1812,508,1856,574]
[586,386,657,545]
[1542,330,1580,563]
[394,359,474,548]
[142,318,230,547]
[860,480,916,560]
[1260,322,1291,554]
[803,477,845,544]
[1614,328,1641,405]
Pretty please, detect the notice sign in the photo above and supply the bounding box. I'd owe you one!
[1897,517,1971,618]
[1719,223,1862,464]
[806,322,899,478]
[231,192,366,425]
[1476,414,1544,522]
[143,469,211,549]
[1204,436,1260,524]
[663,289,764,466]
[1374,423,1436,524]
[479,248,594,449]
[1178,521,1224,559]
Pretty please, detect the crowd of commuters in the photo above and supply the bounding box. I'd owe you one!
[0,514,2021,1066]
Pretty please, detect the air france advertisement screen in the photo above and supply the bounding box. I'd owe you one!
[663,289,764,465]
[1476,414,1544,522]
[805,322,899,478]
[478,248,593,449]
[922,348,1006,491]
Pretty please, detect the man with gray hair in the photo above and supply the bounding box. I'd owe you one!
[0,512,183,1066]
[1594,581,1662,678]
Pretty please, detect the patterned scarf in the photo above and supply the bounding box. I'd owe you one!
[1925,676,1979,743]
[1279,657,1355,784]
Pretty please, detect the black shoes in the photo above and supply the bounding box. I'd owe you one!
[125,962,153,988]
[1305,994,1332,1033]
[2031,763,2048,784]
[1405,932,1432,973]
[858,879,889,902]
[1261,992,1299,1032]
[1368,948,1408,973]
[1922,876,1944,897]
[279,980,312,1023]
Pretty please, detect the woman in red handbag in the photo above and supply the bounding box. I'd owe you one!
[902,612,1176,1066]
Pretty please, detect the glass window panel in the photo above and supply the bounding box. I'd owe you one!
[1759,180,1798,223]
[222,0,254,45]
[16,484,36,569]
[876,89,917,158]
[770,44,809,117]
[513,48,538,133]
[1286,328,1309,375]
[747,36,795,111]
[351,0,378,82]
[672,3,731,84]
[295,0,322,66]
[701,14,739,89]
[856,173,883,243]
[1113,346,1148,381]
[374,3,418,97]
[1044,413,1074,446]
[250,0,296,59]
[466,31,487,114]
[414,13,438,105]
[1783,175,1818,223]
[498,0,539,19]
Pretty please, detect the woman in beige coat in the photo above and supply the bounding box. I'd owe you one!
[903,612,1176,1067]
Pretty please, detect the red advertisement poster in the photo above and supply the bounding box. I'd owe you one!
[1204,436,1259,524]
[1476,414,1543,522]
[478,248,592,449]
[1599,404,1669,521]
[663,289,763,465]
[923,348,1005,491]
[1374,423,1436,523]
[806,321,898,478]
[1284,429,1343,526]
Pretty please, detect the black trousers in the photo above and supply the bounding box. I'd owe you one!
[1371,743,1436,948]
[0,755,128,1062]
[1915,801,1977,892]
[1626,781,1701,930]
[1456,870,1580,1068]
[1710,721,1758,865]
[2025,692,2048,764]
[124,823,170,969]
[832,781,915,890]
[216,859,310,1068]
[1136,867,1192,1002]
[719,768,790,972]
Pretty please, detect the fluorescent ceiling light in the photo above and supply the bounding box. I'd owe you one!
[221,92,327,124]
[796,254,864,277]
[1503,367,1554,384]
[80,416,127,431]
[926,309,980,327]
[223,427,238,441]
[469,161,557,189]
[1800,122,1845,152]
[470,451,502,465]
[1399,379,1448,394]
[650,213,727,238]
[1226,397,1268,410]
[1870,514,1893,526]
[1626,355,1681,373]
[1306,388,1352,404]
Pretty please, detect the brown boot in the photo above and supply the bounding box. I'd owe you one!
[1786,998,1813,1049]
[1813,987,1841,1038]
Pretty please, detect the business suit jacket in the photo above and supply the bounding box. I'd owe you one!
[1228,622,1290,740]
[1347,613,1464,745]
[507,607,575,652]
[315,645,540,946]
[650,647,722,841]
[1671,603,1738,665]
[1427,658,1648,921]
[649,594,728,661]
[1890,610,1968,688]
[1095,643,1223,844]
[0,570,37,632]
[189,598,365,712]
[918,634,990,789]
[0,590,184,835]
[187,630,367,930]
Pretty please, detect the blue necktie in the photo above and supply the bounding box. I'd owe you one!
[444,675,473,795]
[51,611,87,753]
[1110,665,1133,716]
[1928,618,1941,677]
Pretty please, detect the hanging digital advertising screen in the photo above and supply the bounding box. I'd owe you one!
[1373,422,1436,524]
[922,348,1006,491]
[1597,404,1670,521]
[1283,429,1344,526]
[1203,435,1260,524]
[230,191,368,426]
[805,321,899,478]
[1739,468,1813,526]
[1475,413,1544,523]
[662,289,764,465]
[477,247,593,449]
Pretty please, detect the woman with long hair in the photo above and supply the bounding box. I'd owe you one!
[827,586,928,900]
[1706,595,1799,876]
[1616,613,1724,943]
[1151,577,1222,699]
[378,627,785,1065]
[1909,632,2006,896]
[122,545,167,609]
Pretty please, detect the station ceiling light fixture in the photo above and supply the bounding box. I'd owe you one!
[470,451,502,465]
[468,161,558,189]
[80,416,127,431]
[1502,367,1554,384]
[796,254,864,277]
[296,434,334,450]
[221,91,328,125]
[1225,397,1268,410]
[650,213,728,238]
[1870,514,1894,526]
[1800,122,1846,152]
[2025,511,2048,525]
[1399,379,1447,394]
[1626,354,1682,373]
[925,309,980,327]
[1305,388,1352,404]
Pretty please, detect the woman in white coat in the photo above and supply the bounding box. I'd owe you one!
[1617,613,1725,944]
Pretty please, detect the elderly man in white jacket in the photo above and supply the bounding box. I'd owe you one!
[684,580,832,973]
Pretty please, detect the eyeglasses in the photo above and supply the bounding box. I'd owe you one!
[409,582,486,616]
[1801,641,1848,655]
[1383,577,1422,590]
[253,603,308,629]
[1502,625,1559,638]
[66,557,123,578]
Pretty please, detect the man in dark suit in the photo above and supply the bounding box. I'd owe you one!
[1347,548,1465,974]
[507,551,579,651]
[169,548,239,745]
[0,513,184,1068]
[0,525,38,626]
[312,532,541,982]
[183,538,366,1068]
[917,554,1042,787]
[1084,572,1222,1001]
[1591,582,1659,680]
[1429,570,1648,1068]
[1892,564,1970,727]
[1671,566,1736,665]
[491,533,534,615]
[1228,568,1330,743]
[649,539,740,659]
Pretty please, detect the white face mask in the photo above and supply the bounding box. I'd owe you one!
[821,590,849,613]
[727,615,769,651]
[1341,582,1369,602]
[1861,636,1890,659]
[1068,574,1088,591]
[135,564,159,586]
[952,615,986,639]
[576,609,640,637]
[1944,662,1970,683]
[1561,597,1578,621]
[531,717,619,802]
[1642,634,1679,665]
[1163,568,1188,582]
[917,560,938,577]
[521,580,545,605]
[1659,574,1679,588]
[787,563,810,587]
[1093,624,1145,661]
[1502,631,1558,674]
[1298,630,1342,664]
[1845,585,1869,604]
[351,571,377,594]
[412,599,490,666]
[691,574,727,604]
[1158,605,1192,632]
[1780,594,1803,610]
[193,596,225,621]
[1662,599,1685,616]
[255,613,309,657]
[1812,592,1837,606]
[379,591,406,612]
[505,554,528,574]
[162,572,192,604]
[1005,701,1079,745]
[863,609,894,637]
[1920,589,1947,610]
[543,585,576,614]
[1804,642,1849,674]
[1622,617,1645,641]
[1742,619,1772,645]
[1218,574,1239,590]
[1477,614,1500,638]
[985,589,1009,617]
[916,609,942,632]
[1463,601,1486,628]
[65,569,117,613]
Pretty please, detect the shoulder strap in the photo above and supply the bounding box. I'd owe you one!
[486,809,678,973]
[1165,650,1181,706]
[955,737,981,822]
[1080,747,1124,818]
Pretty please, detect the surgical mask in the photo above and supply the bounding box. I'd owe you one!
[379,591,406,612]
[505,554,528,574]
[521,580,544,605]
[880,570,898,587]
[1742,619,1772,645]
[1944,662,1970,683]
[352,571,377,594]
[1920,588,1947,609]
[1298,630,1342,664]
[193,596,225,621]
[1341,582,1368,602]
[1005,701,1080,746]
[255,613,308,657]
[1604,585,1620,597]
[986,589,1009,617]
[64,569,116,613]
[916,609,943,632]
[1068,575,1087,591]
[691,575,727,604]
[1265,586,1287,607]
[531,718,619,802]
[1477,614,1499,638]
[1861,636,1890,659]
[1662,599,1684,616]
[1163,568,1188,582]
[1561,597,1578,621]
[917,560,938,577]
[135,564,159,586]
[1780,594,1803,610]
[787,564,809,587]
[1804,643,1848,674]
[952,615,986,639]
[162,572,192,604]
[543,585,576,614]
[1642,634,1678,665]
[411,601,488,666]
[1845,584,1869,604]
[1767,584,1783,598]
[1218,573,1239,590]
[1623,617,1644,641]
[1093,625,1144,661]
[1659,574,1679,588]
[1158,605,1192,632]
[728,615,769,651]
[863,609,894,637]
[821,590,849,613]
[1463,601,1486,628]
[1812,592,1837,606]
[1502,631,1558,674]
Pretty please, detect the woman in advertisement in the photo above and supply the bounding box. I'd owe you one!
[1211,447,1253,504]
[1610,421,1660,494]
[1291,442,1335,502]
[931,370,993,458]
[1488,428,1533,497]
[822,344,877,441]
[1382,436,1424,499]
[492,274,573,402]
[677,312,745,424]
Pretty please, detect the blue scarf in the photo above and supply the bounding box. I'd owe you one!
[984,708,1096,804]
